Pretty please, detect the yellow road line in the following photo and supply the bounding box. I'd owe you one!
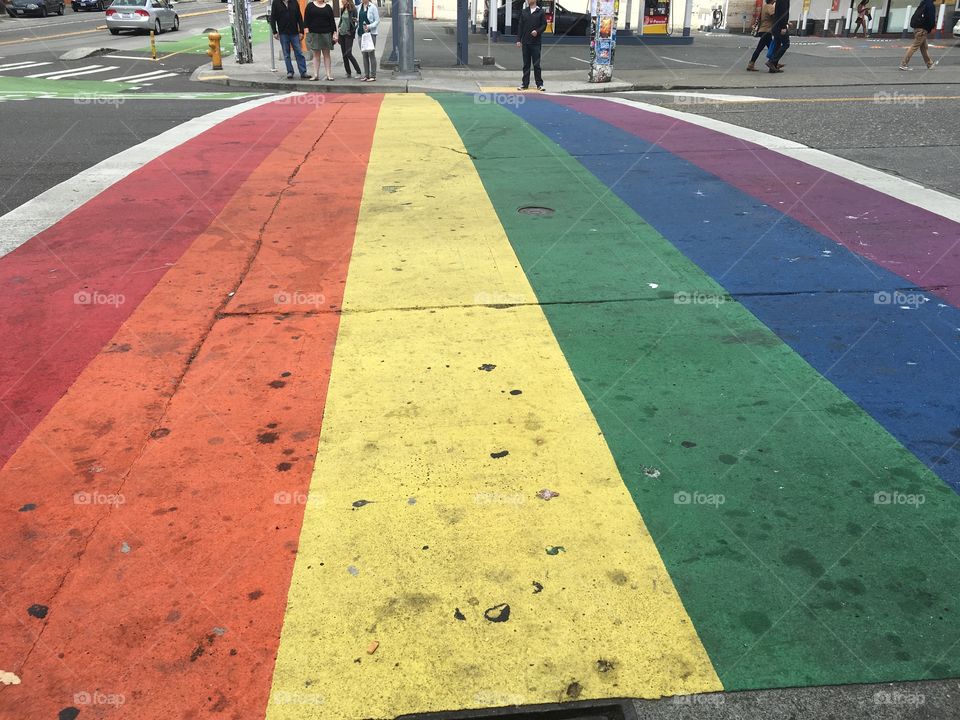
[0,25,106,46]
[265,94,722,720]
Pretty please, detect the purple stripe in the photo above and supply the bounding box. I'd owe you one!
[553,95,960,308]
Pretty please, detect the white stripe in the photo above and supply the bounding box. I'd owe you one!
[626,90,775,103]
[659,56,719,67]
[0,61,52,71]
[41,66,119,80]
[26,65,104,78]
[589,95,960,224]
[105,69,175,82]
[0,94,299,259]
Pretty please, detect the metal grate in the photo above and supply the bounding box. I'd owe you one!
[397,698,638,720]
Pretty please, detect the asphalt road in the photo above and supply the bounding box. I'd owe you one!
[0,0,273,213]
[612,83,960,197]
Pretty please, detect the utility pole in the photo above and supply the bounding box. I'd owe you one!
[394,0,421,77]
[230,0,253,63]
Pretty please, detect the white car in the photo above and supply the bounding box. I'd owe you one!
[105,0,179,34]
[954,18,960,38]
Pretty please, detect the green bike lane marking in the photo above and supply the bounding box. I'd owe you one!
[434,93,960,691]
[0,76,265,101]
[150,18,271,56]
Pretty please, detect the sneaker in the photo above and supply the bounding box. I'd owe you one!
[286,73,294,79]
[746,62,757,71]
[301,74,312,79]
[537,85,545,91]
[899,65,911,70]
[517,85,528,90]
[927,62,935,69]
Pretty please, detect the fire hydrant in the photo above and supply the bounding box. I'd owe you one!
[207,31,223,70]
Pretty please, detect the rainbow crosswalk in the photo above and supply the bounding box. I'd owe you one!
[1,93,959,720]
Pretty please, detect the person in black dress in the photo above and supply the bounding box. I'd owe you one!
[304,0,338,81]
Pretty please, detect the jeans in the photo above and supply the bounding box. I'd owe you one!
[339,33,362,74]
[750,32,772,63]
[279,33,307,76]
[521,41,542,88]
[362,33,377,78]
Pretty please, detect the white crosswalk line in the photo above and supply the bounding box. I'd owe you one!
[27,64,103,78]
[39,66,120,80]
[26,65,103,78]
[0,61,53,71]
[105,69,175,82]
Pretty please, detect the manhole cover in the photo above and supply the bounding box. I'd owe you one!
[518,206,555,217]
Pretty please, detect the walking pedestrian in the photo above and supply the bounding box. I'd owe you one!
[853,0,870,37]
[900,0,935,70]
[270,0,311,80]
[767,0,790,72]
[515,0,547,91]
[746,0,776,71]
[338,0,362,78]
[358,0,379,82]
[305,0,338,81]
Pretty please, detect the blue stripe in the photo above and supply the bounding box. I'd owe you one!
[510,97,960,491]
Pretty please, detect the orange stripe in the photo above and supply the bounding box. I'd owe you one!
[0,95,382,719]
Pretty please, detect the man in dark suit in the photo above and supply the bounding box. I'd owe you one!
[515,0,548,91]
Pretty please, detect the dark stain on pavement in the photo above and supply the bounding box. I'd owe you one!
[27,604,48,619]
[454,608,466,621]
[18,503,37,512]
[681,440,697,448]
[719,454,738,465]
[276,462,293,472]
[478,364,496,372]
[150,427,171,439]
[490,450,509,459]
[257,431,279,444]
[484,603,510,622]
[783,547,825,578]
[269,380,287,389]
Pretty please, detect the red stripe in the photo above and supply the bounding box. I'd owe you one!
[0,95,383,719]
[0,100,314,468]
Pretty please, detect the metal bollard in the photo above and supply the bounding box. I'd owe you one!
[150,29,157,60]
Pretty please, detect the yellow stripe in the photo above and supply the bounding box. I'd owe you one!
[266,94,722,720]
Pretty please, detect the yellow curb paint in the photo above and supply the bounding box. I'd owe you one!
[265,94,722,720]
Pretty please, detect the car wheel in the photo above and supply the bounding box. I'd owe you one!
[109,26,119,33]
[172,14,179,30]
[40,4,47,15]
[57,2,64,14]
[154,18,161,34]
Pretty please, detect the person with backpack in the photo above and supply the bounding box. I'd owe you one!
[900,0,936,70]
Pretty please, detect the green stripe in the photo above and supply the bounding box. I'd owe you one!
[434,93,960,690]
